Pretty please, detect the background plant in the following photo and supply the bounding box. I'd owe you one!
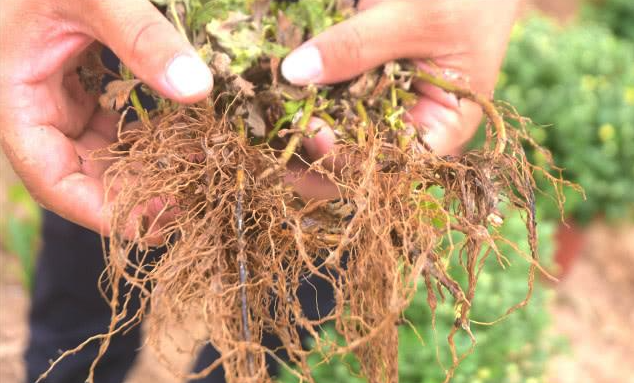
[496,16,634,223]
[581,0,634,42]
[0,183,41,291]
[278,210,560,383]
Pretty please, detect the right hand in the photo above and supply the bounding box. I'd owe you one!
[0,0,213,235]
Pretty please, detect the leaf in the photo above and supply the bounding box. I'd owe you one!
[283,100,303,115]
[99,79,141,111]
[348,72,379,98]
[77,45,115,94]
[230,76,255,97]
[7,216,38,291]
[277,83,310,100]
[211,52,233,77]
[250,0,272,26]
[246,102,267,137]
[206,15,262,73]
[189,1,217,31]
[276,11,303,50]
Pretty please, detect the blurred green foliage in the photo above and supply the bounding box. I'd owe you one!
[0,183,41,291]
[582,0,634,41]
[278,211,560,383]
[497,16,634,223]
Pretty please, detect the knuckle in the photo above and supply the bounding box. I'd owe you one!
[122,18,163,62]
[339,23,364,64]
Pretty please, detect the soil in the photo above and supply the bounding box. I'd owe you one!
[547,222,634,383]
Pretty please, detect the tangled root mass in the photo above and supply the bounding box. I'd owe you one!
[39,2,572,382]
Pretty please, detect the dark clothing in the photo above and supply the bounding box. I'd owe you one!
[26,211,334,382]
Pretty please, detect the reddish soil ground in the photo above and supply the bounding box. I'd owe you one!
[547,223,634,383]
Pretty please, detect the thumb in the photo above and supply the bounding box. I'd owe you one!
[281,1,425,85]
[87,0,212,103]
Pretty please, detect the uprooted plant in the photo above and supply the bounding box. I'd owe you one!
[38,1,575,382]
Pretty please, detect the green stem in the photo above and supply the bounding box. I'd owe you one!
[259,91,317,179]
[415,70,507,155]
[318,112,336,127]
[129,89,149,125]
[236,116,246,142]
[170,0,189,41]
[266,115,293,144]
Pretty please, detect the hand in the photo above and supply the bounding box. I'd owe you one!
[281,0,520,199]
[0,0,213,234]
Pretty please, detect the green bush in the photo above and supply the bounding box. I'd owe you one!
[278,211,558,383]
[0,183,41,290]
[582,0,634,42]
[497,17,634,223]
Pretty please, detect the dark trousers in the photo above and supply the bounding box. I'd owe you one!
[26,211,334,383]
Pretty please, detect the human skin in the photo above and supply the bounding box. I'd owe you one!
[0,0,519,235]
[0,0,213,235]
[283,0,521,199]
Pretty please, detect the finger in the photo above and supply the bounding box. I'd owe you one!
[302,119,336,160]
[281,0,435,85]
[1,118,107,231]
[282,0,519,87]
[83,0,213,103]
[285,161,341,201]
[409,62,484,155]
[407,96,482,156]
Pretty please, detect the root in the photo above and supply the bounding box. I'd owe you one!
[44,3,573,382]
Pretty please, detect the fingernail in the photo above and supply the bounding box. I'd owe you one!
[166,53,213,98]
[281,45,323,85]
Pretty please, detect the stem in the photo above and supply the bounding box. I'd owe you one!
[259,90,317,179]
[130,88,149,125]
[169,0,189,41]
[235,166,254,374]
[318,111,336,127]
[236,116,246,142]
[266,114,293,144]
[415,70,507,155]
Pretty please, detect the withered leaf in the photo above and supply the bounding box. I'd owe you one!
[270,56,280,86]
[211,52,232,78]
[246,102,266,137]
[250,0,272,26]
[349,72,379,98]
[77,45,115,94]
[219,11,251,30]
[371,73,392,100]
[276,11,303,50]
[336,0,357,14]
[277,83,310,101]
[230,76,255,97]
[99,79,141,111]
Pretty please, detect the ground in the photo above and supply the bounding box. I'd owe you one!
[547,223,634,383]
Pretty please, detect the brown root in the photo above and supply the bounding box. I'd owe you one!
[39,61,572,382]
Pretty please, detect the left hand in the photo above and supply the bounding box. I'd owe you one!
[282,0,520,200]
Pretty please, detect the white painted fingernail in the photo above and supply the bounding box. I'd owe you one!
[281,45,324,85]
[166,54,213,98]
